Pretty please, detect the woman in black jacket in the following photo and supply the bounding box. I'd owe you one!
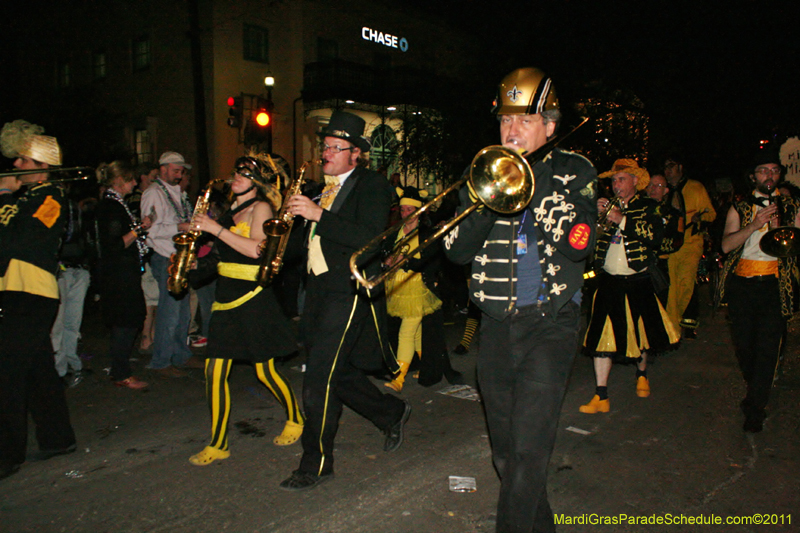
[95,161,152,389]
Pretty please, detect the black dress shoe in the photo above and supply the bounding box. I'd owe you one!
[0,463,21,481]
[278,469,334,492]
[27,443,77,462]
[384,400,412,452]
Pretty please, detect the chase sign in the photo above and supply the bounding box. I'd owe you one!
[362,27,409,52]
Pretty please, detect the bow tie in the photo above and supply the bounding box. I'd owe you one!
[749,195,774,207]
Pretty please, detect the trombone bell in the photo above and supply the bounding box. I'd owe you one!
[470,146,535,214]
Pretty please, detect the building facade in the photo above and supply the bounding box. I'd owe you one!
[8,0,478,191]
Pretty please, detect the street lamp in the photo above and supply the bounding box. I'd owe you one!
[264,72,275,100]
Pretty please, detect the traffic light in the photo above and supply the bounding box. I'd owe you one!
[245,97,273,150]
[227,96,242,128]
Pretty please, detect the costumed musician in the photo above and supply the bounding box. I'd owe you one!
[581,159,680,415]
[0,120,77,481]
[443,68,598,533]
[279,110,410,492]
[715,149,800,433]
[186,154,304,465]
[383,186,462,392]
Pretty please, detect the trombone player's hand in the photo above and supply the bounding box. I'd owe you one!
[0,175,21,194]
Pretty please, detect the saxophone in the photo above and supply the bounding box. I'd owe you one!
[167,179,226,295]
[256,160,319,286]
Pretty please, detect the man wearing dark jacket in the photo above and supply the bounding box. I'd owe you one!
[0,120,77,481]
[280,111,409,491]
[444,68,597,533]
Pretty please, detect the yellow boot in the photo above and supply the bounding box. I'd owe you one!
[385,361,410,392]
[273,420,304,446]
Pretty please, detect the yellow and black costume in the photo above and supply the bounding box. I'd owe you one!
[188,199,302,465]
[584,192,681,360]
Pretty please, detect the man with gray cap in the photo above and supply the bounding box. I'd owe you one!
[140,151,198,376]
[0,120,77,480]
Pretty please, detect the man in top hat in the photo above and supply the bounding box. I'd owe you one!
[140,151,200,376]
[716,149,800,433]
[0,120,77,480]
[444,68,598,533]
[582,159,680,414]
[280,110,409,491]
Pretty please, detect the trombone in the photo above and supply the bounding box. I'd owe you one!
[0,166,94,182]
[349,118,589,290]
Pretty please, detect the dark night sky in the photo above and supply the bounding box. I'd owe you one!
[422,0,799,181]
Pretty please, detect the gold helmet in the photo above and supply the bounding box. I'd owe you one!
[492,67,559,115]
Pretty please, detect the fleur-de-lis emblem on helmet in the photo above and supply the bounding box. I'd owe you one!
[507,85,522,103]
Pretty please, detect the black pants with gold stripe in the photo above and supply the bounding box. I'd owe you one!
[298,278,405,476]
[203,358,303,451]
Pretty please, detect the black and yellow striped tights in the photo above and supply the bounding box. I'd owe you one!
[189,358,304,466]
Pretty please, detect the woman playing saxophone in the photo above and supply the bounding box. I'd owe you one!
[185,155,303,466]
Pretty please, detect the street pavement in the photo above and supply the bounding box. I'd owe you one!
[1,285,798,532]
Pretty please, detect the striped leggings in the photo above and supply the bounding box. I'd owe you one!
[203,358,303,451]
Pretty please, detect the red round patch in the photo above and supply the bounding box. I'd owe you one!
[569,223,591,250]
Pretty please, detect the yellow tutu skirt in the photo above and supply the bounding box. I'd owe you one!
[386,269,442,318]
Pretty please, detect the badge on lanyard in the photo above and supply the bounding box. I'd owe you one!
[516,233,528,255]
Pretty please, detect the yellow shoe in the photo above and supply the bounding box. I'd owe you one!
[189,446,230,466]
[636,376,650,398]
[273,420,304,446]
[579,395,610,414]
[384,361,410,393]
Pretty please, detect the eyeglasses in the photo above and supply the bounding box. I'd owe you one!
[755,167,781,176]
[648,183,667,189]
[321,143,354,154]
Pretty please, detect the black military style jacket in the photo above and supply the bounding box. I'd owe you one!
[443,148,597,321]
[594,192,664,272]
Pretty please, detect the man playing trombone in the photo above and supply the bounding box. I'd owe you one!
[716,149,800,433]
[443,68,597,533]
[0,120,77,481]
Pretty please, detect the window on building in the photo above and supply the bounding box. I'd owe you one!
[132,36,151,71]
[93,51,107,80]
[134,129,153,163]
[57,61,71,88]
[318,38,338,62]
[243,24,269,63]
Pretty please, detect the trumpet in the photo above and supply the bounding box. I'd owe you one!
[349,118,589,290]
[596,196,622,234]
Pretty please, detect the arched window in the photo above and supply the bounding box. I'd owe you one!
[369,124,398,173]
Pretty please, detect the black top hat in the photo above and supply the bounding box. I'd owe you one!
[318,110,371,153]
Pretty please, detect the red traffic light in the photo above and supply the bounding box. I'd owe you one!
[227,96,243,128]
